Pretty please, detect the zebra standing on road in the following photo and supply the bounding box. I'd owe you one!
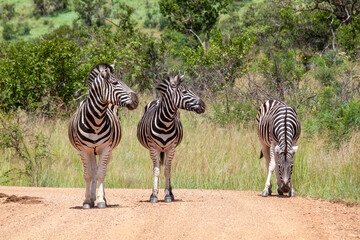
[256,99,301,197]
[137,73,205,203]
[68,62,138,209]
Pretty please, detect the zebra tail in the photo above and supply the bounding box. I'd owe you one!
[160,152,165,166]
[259,150,263,159]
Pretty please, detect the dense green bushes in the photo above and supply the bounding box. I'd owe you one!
[0,37,82,111]
[0,0,360,146]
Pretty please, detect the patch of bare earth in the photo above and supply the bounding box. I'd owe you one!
[0,186,359,239]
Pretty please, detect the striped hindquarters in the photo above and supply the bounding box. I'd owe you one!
[256,100,301,150]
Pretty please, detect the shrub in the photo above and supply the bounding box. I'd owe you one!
[2,23,17,40]
[0,109,53,186]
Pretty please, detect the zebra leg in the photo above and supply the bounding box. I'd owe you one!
[262,144,275,197]
[275,166,284,196]
[275,162,284,196]
[90,155,98,204]
[97,148,112,208]
[80,152,96,209]
[149,147,160,203]
[164,147,176,202]
[289,179,295,197]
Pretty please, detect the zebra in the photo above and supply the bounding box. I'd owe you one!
[256,99,301,197]
[68,62,138,208]
[137,73,205,203]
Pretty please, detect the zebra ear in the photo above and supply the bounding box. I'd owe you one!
[275,145,281,154]
[110,60,116,71]
[179,74,185,83]
[289,146,298,155]
[170,74,179,86]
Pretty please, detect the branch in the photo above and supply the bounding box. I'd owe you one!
[105,18,120,28]
[188,29,207,53]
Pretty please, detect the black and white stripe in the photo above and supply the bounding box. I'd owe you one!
[137,73,205,203]
[68,62,138,208]
[256,99,301,197]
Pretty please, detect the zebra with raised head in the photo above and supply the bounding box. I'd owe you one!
[137,73,205,203]
[256,99,301,197]
[68,62,138,208]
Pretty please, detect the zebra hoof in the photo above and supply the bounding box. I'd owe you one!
[83,201,94,209]
[261,191,269,197]
[150,194,158,203]
[277,188,284,195]
[289,192,295,197]
[97,202,106,208]
[83,203,91,209]
[164,195,172,202]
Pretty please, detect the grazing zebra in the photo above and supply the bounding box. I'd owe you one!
[68,62,138,208]
[137,73,205,203]
[256,99,301,197]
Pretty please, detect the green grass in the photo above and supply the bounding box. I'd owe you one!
[0,0,161,41]
[0,95,359,205]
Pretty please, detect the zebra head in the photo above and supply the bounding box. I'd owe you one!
[100,70,138,110]
[157,73,205,114]
[89,63,138,110]
[275,145,298,193]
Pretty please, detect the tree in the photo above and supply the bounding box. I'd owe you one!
[74,0,107,26]
[277,0,360,53]
[159,0,232,51]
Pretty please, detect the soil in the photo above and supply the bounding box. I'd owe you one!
[0,186,359,240]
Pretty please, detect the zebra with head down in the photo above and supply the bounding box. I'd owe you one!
[137,73,205,203]
[68,62,138,208]
[256,99,301,197]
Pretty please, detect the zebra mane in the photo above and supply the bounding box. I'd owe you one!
[86,62,115,88]
[156,73,184,95]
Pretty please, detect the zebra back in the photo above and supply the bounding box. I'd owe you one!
[256,100,301,152]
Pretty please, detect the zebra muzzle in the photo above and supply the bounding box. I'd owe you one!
[195,99,206,114]
[126,92,139,110]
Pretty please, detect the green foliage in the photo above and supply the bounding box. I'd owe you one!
[32,0,68,16]
[0,109,53,186]
[303,87,360,145]
[2,22,17,40]
[17,21,31,36]
[159,0,233,35]
[337,15,360,57]
[211,99,257,125]
[74,0,108,26]
[0,37,82,111]
[0,3,16,23]
[111,2,136,33]
[177,29,254,91]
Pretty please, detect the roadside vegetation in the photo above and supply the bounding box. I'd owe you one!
[0,0,359,204]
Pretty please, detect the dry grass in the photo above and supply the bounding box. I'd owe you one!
[0,95,359,204]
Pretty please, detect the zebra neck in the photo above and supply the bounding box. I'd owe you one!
[86,94,108,127]
[157,95,178,124]
[278,123,293,154]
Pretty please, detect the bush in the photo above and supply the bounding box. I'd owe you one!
[0,38,82,112]
[17,22,31,36]
[303,87,360,145]
[0,3,16,23]
[2,23,17,40]
[211,99,257,126]
[0,109,53,186]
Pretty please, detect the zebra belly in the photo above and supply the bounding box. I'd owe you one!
[150,136,180,152]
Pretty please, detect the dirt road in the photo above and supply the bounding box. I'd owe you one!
[0,186,359,239]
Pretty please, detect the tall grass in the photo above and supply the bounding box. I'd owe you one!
[0,95,359,204]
